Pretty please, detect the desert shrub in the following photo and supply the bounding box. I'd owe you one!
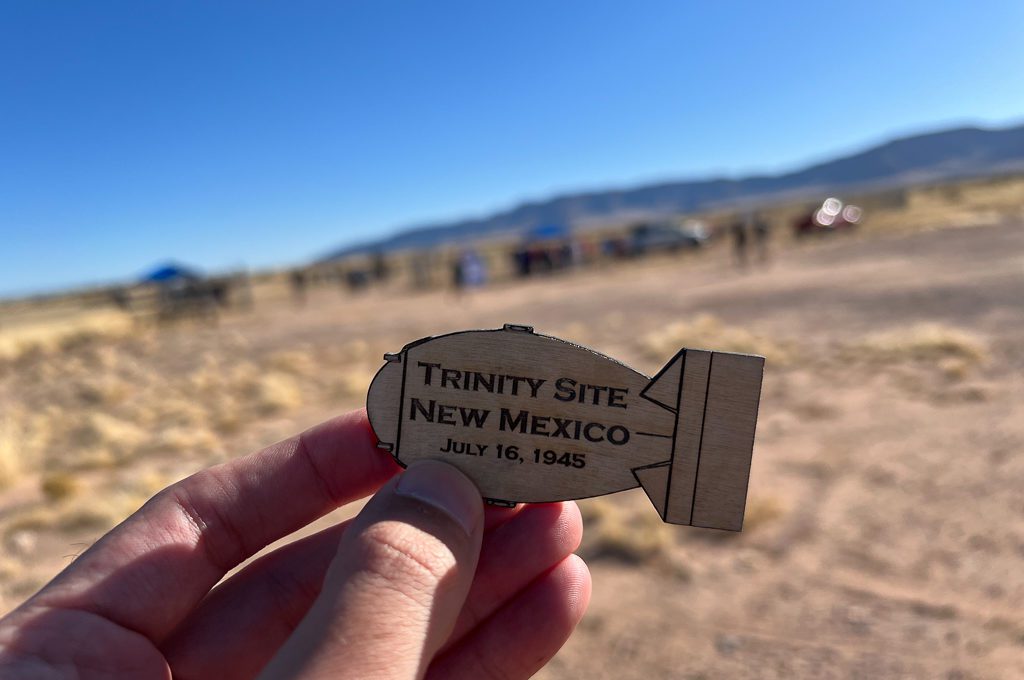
[41,473,79,502]
[0,411,48,489]
[741,495,785,533]
[254,371,303,414]
[0,309,133,361]
[210,395,244,434]
[72,375,131,406]
[57,507,121,534]
[579,498,673,565]
[65,412,147,466]
[55,479,169,536]
[4,510,55,536]
[642,314,790,364]
[155,397,207,428]
[341,339,372,363]
[148,426,219,455]
[266,348,316,376]
[857,323,988,365]
[331,365,380,400]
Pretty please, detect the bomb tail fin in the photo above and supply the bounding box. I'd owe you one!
[636,349,765,530]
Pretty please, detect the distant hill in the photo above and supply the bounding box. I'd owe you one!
[324,122,1024,258]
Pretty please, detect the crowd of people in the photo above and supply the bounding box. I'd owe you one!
[288,200,861,302]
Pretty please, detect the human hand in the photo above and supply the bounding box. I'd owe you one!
[0,409,590,679]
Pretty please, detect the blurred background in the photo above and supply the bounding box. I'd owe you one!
[2,2,1024,677]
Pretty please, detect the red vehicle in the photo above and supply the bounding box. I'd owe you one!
[793,197,863,237]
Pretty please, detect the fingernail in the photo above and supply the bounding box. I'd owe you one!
[395,461,482,536]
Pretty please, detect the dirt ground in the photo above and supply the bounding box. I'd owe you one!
[1,220,1023,678]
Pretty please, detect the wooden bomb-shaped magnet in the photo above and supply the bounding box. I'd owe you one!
[367,324,764,531]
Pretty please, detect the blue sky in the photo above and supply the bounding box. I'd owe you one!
[2,2,1022,296]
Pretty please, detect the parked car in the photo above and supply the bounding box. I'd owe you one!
[793,197,863,237]
[630,220,708,255]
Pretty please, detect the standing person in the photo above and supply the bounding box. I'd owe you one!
[290,269,308,306]
[512,247,530,277]
[451,253,465,292]
[753,213,772,264]
[372,252,390,282]
[731,217,749,269]
[461,249,487,288]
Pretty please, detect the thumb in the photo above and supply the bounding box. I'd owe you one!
[258,460,484,680]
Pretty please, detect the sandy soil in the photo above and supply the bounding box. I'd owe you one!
[1,221,1023,678]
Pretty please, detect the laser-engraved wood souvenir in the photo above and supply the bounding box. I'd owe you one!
[367,325,764,531]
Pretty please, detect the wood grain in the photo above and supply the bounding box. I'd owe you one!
[664,349,711,525]
[690,352,764,531]
[366,326,764,529]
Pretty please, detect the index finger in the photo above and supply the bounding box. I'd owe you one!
[26,408,399,643]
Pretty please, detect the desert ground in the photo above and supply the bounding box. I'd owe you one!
[1,213,1023,677]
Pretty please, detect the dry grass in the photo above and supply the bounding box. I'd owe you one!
[580,491,785,565]
[330,364,381,400]
[189,355,316,423]
[40,473,79,502]
[741,495,786,534]
[334,339,373,364]
[0,419,22,491]
[148,426,220,456]
[254,372,304,415]
[5,470,178,551]
[6,502,128,538]
[937,356,972,380]
[65,412,148,468]
[641,314,790,364]
[580,498,675,566]
[0,308,134,361]
[0,410,50,490]
[856,174,1024,236]
[856,323,989,365]
[72,375,132,407]
[553,322,593,346]
[209,395,244,434]
[267,348,317,376]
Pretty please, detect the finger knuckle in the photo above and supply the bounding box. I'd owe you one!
[159,469,251,572]
[356,522,457,593]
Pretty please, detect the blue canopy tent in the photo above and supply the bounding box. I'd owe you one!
[523,223,571,243]
[141,263,201,284]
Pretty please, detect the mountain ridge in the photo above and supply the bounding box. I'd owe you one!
[324,122,1024,258]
